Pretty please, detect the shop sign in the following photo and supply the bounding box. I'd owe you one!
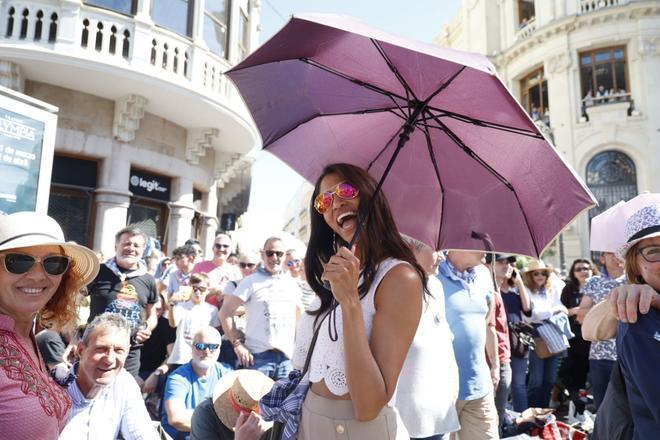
[0,87,58,214]
[129,169,171,201]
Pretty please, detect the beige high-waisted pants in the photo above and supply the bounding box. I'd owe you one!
[297,390,409,440]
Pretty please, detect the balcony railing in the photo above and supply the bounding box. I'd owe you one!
[580,92,635,121]
[515,17,536,41]
[579,0,629,14]
[0,1,239,105]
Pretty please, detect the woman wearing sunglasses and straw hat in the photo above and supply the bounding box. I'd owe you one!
[291,163,426,439]
[0,211,99,440]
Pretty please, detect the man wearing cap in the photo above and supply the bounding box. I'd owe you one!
[58,313,159,440]
[162,326,232,440]
[437,250,499,440]
[220,237,303,380]
[86,227,159,378]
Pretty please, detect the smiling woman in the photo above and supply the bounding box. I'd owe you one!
[0,211,99,440]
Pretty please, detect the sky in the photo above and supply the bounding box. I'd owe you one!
[241,0,462,247]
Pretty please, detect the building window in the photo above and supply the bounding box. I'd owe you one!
[520,67,548,123]
[151,0,193,37]
[48,155,98,248]
[580,46,629,107]
[203,0,230,58]
[586,150,637,261]
[518,0,535,28]
[84,0,136,16]
[237,9,248,61]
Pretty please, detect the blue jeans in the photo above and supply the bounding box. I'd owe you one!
[510,356,529,412]
[590,359,614,411]
[527,350,561,408]
[250,349,292,380]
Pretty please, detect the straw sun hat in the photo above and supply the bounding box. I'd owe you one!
[0,211,99,291]
[523,259,553,274]
[212,369,274,430]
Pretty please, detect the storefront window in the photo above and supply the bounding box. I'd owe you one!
[128,168,171,249]
[48,155,98,248]
[151,0,193,37]
[203,0,230,58]
[85,0,136,16]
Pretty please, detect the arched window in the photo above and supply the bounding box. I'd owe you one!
[586,150,638,260]
[586,150,637,221]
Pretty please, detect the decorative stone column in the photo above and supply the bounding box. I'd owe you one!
[200,182,219,256]
[0,60,24,92]
[166,176,195,252]
[93,143,132,256]
[93,188,131,256]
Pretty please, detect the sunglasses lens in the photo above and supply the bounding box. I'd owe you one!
[641,246,660,262]
[42,256,70,275]
[4,253,36,274]
[314,192,333,214]
[195,342,219,351]
[336,182,359,199]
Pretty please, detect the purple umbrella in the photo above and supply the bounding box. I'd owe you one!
[227,14,596,257]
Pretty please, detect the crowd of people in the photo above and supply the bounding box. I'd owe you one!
[0,163,658,440]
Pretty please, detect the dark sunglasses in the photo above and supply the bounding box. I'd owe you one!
[193,342,220,351]
[214,243,231,249]
[1,253,71,276]
[265,250,284,258]
[574,266,592,272]
[239,262,256,269]
[191,285,207,292]
[531,271,548,277]
[314,181,359,214]
[287,259,302,267]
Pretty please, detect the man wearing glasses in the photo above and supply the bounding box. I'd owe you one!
[162,326,230,440]
[192,234,242,307]
[220,237,303,380]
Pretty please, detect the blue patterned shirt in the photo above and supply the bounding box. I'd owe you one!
[581,274,626,361]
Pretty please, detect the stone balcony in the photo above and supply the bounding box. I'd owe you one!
[0,0,258,156]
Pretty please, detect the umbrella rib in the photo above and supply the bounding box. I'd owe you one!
[420,118,446,251]
[365,126,404,172]
[260,107,408,151]
[370,39,419,103]
[427,111,514,191]
[428,108,543,139]
[427,110,541,256]
[300,57,410,104]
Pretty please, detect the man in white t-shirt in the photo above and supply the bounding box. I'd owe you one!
[220,236,303,380]
[167,272,220,367]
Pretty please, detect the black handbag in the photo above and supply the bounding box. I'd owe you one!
[509,320,535,358]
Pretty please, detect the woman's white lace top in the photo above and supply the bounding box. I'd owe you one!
[292,258,406,396]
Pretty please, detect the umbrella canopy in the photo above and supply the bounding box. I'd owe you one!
[228,14,596,257]
[590,192,660,252]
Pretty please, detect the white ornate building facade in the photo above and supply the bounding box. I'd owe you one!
[0,0,261,256]
[436,0,660,268]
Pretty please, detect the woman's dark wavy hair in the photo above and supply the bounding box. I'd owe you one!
[304,163,427,317]
[566,258,599,287]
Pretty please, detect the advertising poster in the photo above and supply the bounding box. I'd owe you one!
[0,87,58,215]
[0,108,45,213]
